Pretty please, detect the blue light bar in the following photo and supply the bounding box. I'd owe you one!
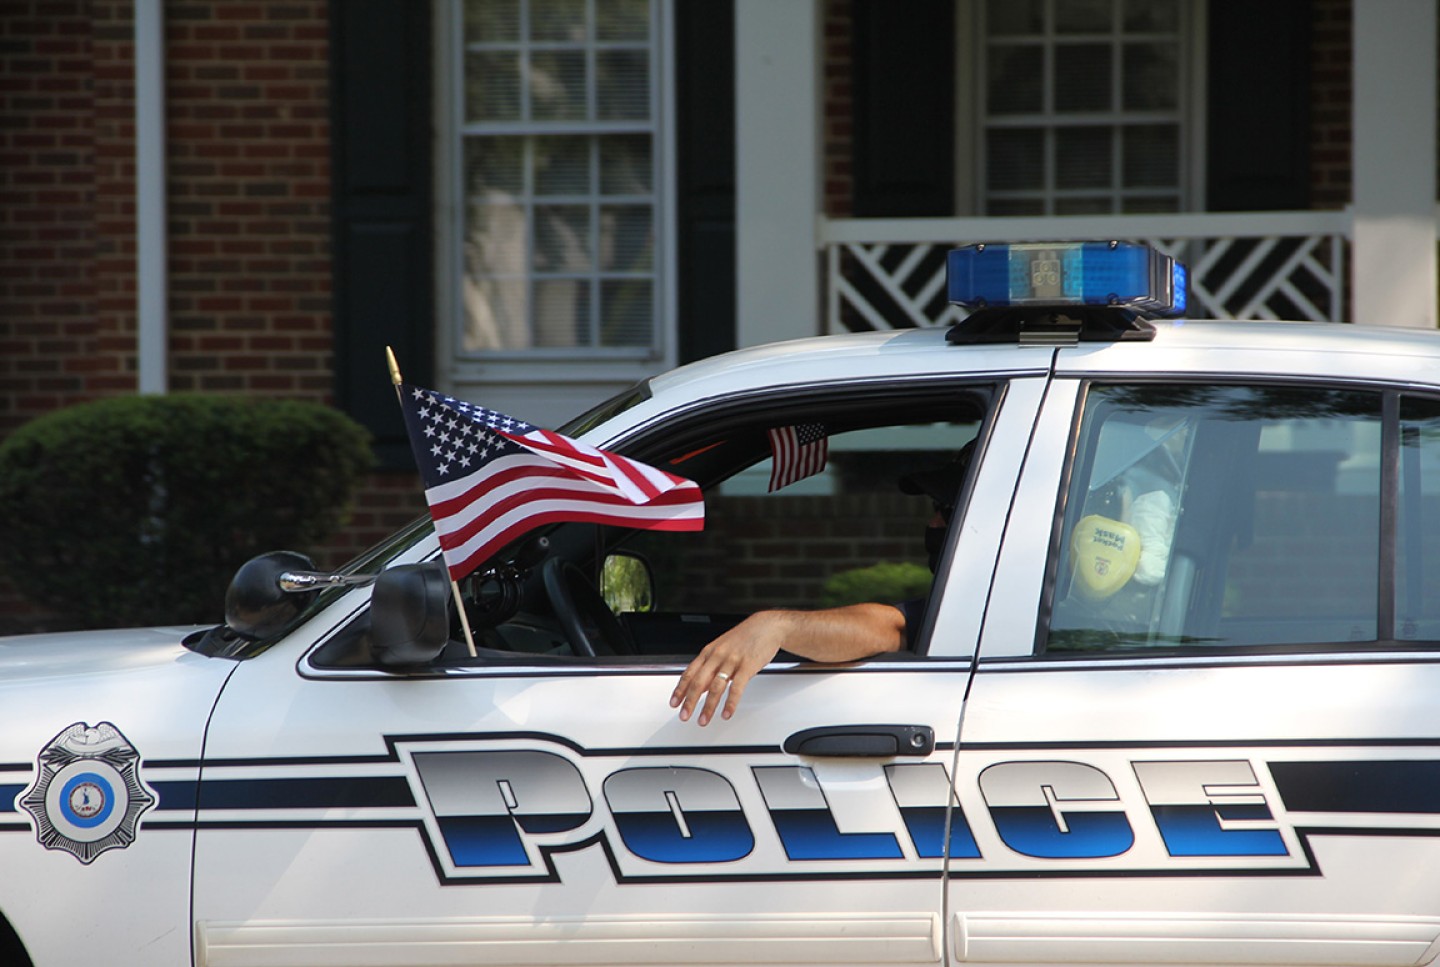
[947,241,1187,316]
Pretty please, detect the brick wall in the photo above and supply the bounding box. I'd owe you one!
[1310,0,1351,209]
[821,0,853,218]
[646,493,931,615]
[0,1,426,633]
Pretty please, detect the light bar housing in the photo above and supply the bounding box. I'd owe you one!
[947,241,1188,317]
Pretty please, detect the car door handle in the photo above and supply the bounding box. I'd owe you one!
[783,724,934,758]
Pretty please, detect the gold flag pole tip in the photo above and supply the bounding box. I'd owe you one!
[385,346,403,386]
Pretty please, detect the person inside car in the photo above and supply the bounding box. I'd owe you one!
[670,442,974,726]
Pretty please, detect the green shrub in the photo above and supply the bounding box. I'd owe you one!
[820,561,932,608]
[0,395,373,629]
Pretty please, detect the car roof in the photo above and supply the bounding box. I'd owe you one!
[1055,318,1440,384]
[591,319,1440,445]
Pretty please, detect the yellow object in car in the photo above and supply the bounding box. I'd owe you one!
[1070,514,1141,599]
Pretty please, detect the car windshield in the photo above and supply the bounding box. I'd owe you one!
[556,380,653,439]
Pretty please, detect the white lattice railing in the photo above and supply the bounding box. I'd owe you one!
[820,211,1352,334]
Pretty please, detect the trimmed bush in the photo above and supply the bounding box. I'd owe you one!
[0,395,373,629]
[820,561,932,608]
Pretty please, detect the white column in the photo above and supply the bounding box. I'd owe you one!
[734,0,821,348]
[135,0,168,391]
[1351,0,1437,328]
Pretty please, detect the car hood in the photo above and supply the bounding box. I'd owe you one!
[0,626,239,766]
[0,625,209,683]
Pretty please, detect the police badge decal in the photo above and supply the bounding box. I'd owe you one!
[20,722,156,864]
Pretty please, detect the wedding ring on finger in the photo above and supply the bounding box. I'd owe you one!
[714,671,731,683]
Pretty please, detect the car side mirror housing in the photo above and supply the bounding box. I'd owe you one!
[370,559,453,666]
[600,551,654,614]
[224,551,322,640]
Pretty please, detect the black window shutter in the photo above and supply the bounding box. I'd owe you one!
[852,0,956,217]
[675,0,736,364]
[331,1,434,468]
[1207,0,1312,211]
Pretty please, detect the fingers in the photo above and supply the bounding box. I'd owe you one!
[669,657,740,726]
[669,614,782,726]
[670,649,755,726]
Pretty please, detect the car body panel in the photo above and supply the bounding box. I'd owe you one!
[8,317,1440,965]
[0,628,234,967]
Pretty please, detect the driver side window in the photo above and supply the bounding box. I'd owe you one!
[616,414,979,656]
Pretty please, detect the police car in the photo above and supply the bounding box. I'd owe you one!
[5,241,1440,967]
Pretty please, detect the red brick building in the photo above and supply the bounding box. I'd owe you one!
[1,0,1433,632]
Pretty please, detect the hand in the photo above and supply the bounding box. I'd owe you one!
[669,612,786,726]
[669,604,907,726]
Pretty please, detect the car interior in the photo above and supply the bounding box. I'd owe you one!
[309,386,992,669]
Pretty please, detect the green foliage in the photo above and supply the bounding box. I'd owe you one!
[0,395,373,629]
[820,561,932,608]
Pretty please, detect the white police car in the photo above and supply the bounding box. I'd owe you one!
[5,242,1440,967]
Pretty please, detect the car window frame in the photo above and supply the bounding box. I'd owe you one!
[1028,376,1438,662]
[302,375,1011,676]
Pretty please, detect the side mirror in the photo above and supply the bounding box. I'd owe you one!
[370,559,453,666]
[600,551,654,614]
[225,551,321,640]
[225,551,378,640]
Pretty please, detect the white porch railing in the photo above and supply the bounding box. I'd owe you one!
[820,211,1352,334]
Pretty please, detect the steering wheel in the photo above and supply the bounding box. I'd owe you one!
[541,558,635,658]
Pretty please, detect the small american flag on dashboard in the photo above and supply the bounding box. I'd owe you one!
[400,384,704,580]
[767,422,828,492]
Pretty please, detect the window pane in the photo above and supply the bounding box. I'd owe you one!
[465,0,519,42]
[531,0,586,41]
[986,198,1045,216]
[597,0,649,41]
[467,200,527,266]
[1123,42,1178,109]
[987,128,1044,191]
[1120,194,1179,213]
[1398,397,1440,640]
[988,0,1042,35]
[462,276,529,351]
[1056,0,1113,33]
[465,50,521,121]
[601,280,652,347]
[1055,44,1112,112]
[531,49,587,120]
[535,205,591,271]
[597,49,650,120]
[1047,385,1382,653]
[600,134,652,194]
[464,137,524,196]
[987,44,1044,115]
[600,204,652,271]
[1122,124,1178,187]
[534,279,591,347]
[1056,126,1112,188]
[1056,196,1112,214]
[1124,0,1179,32]
[534,136,591,196]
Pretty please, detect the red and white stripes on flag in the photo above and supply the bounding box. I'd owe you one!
[766,422,828,492]
[400,385,704,581]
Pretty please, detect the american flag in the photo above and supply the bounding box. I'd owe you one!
[767,422,828,492]
[399,384,704,580]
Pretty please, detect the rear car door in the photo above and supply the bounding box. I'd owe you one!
[949,367,1440,966]
[190,374,1048,967]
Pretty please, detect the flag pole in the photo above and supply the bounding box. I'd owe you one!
[387,347,478,658]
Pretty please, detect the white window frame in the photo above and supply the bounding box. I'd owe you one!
[956,0,1207,217]
[434,0,678,424]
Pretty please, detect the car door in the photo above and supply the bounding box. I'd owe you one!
[189,376,1049,967]
[948,372,1440,966]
